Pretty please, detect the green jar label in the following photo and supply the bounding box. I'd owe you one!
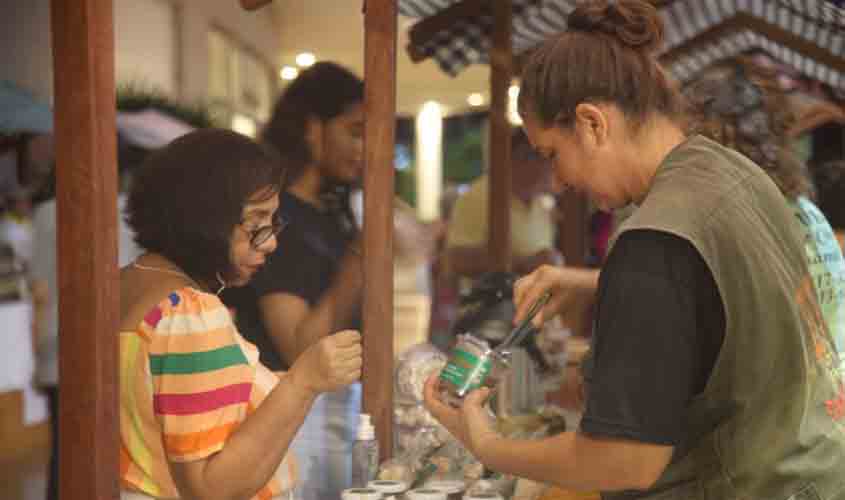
[439,347,492,394]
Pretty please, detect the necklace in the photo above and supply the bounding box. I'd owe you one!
[131,261,227,295]
[132,261,192,280]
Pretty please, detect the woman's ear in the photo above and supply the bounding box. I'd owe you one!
[304,115,324,163]
[574,103,609,150]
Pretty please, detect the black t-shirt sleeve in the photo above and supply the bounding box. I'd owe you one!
[579,229,724,446]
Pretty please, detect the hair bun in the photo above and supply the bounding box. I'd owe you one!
[567,0,664,53]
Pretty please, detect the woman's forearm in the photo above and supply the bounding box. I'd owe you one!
[197,374,316,499]
[481,431,671,493]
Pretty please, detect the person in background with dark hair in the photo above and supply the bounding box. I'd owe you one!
[424,1,845,498]
[221,61,365,500]
[120,129,362,500]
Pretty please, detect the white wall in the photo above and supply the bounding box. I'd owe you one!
[176,0,280,104]
[115,0,178,94]
[0,0,280,105]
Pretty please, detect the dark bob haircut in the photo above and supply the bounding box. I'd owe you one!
[126,128,285,286]
[261,61,363,182]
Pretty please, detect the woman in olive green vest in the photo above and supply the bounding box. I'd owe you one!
[423,1,845,499]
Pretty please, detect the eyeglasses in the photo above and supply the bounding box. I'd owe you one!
[241,214,288,249]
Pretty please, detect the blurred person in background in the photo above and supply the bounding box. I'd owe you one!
[222,61,366,500]
[0,80,55,499]
[684,55,845,369]
[445,128,562,287]
[443,127,566,415]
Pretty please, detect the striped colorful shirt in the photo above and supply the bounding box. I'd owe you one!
[119,287,297,499]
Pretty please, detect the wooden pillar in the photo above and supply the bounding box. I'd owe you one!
[50,1,119,498]
[362,0,396,460]
[489,0,513,272]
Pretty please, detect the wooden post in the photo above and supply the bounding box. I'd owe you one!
[489,0,513,272]
[363,0,396,460]
[50,1,119,498]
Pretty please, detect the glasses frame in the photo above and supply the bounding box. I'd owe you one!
[240,213,288,250]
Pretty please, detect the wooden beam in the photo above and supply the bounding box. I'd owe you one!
[50,0,119,499]
[660,12,845,75]
[489,0,513,272]
[363,0,396,461]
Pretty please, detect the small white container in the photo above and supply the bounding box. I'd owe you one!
[463,493,504,500]
[368,480,408,500]
[342,487,384,500]
[426,480,466,500]
[406,488,448,500]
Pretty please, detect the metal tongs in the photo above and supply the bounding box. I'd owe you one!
[495,292,552,354]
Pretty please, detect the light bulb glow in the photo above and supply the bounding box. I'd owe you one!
[295,52,316,67]
[415,101,444,221]
[508,85,522,125]
[279,66,299,80]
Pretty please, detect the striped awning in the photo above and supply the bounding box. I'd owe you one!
[400,0,845,91]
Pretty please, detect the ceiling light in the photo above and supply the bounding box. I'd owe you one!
[279,66,299,80]
[295,52,316,67]
[467,93,484,107]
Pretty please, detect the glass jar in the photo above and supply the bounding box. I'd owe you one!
[437,334,510,408]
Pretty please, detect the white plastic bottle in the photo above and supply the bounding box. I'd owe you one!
[351,413,379,488]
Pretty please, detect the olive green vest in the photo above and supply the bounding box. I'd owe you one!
[606,136,845,500]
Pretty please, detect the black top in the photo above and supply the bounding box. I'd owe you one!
[222,192,359,370]
[580,229,725,458]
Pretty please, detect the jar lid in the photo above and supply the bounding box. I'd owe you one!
[463,493,504,500]
[406,488,449,500]
[426,480,466,494]
[342,488,383,500]
[456,333,493,355]
[368,480,408,494]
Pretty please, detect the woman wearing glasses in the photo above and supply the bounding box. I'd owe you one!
[119,129,362,500]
